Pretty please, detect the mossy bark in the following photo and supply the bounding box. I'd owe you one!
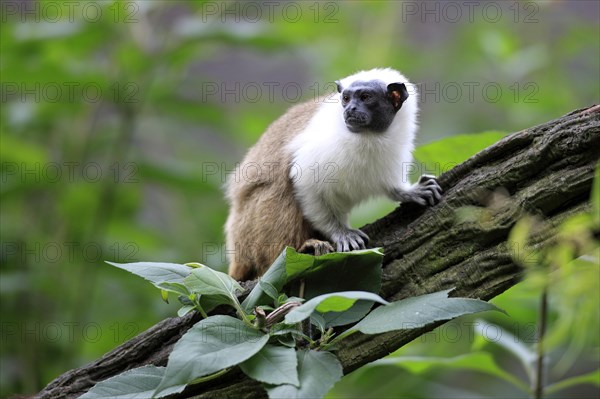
[38,105,599,399]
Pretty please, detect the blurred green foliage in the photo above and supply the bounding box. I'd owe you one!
[329,183,600,398]
[1,1,598,398]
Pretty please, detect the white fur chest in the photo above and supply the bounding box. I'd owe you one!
[288,97,417,213]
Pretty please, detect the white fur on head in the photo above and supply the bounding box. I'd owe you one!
[338,68,412,91]
[337,68,419,133]
[287,67,419,238]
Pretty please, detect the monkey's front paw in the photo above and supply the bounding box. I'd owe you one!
[407,175,443,206]
[331,229,370,252]
[299,239,335,256]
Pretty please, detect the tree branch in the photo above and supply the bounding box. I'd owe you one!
[38,105,599,399]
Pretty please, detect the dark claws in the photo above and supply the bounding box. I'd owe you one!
[393,175,443,207]
[299,239,335,256]
[332,229,369,252]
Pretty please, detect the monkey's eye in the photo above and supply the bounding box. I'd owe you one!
[360,93,371,101]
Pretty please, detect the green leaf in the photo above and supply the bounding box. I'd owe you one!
[242,249,291,311]
[258,280,280,302]
[197,295,233,314]
[270,324,303,336]
[184,262,204,268]
[310,313,326,333]
[369,352,529,393]
[177,305,195,317]
[153,315,269,397]
[322,301,374,328]
[183,266,244,311]
[79,365,165,399]
[284,247,322,277]
[242,247,384,313]
[284,291,388,325]
[353,290,505,334]
[277,335,296,348]
[287,247,384,280]
[240,344,299,387]
[106,261,193,288]
[156,281,191,297]
[265,350,343,399]
[160,290,169,303]
[301,248,384,327]
[184,265,243,297]
[283,296,305,304]
[545,369,600,394]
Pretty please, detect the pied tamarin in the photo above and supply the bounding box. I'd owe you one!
[225,68,442,281]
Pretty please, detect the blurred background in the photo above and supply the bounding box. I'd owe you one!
[1,1,598,398]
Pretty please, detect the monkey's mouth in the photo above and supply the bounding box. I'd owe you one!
[344,113,369,132]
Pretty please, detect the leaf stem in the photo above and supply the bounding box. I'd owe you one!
[190,367,231,385]
[321,328,357,350]
[532,288,548,399]
[232,302,254,327]
[191,296,209,319]
[298,279,313,340]
[197,306,209,319]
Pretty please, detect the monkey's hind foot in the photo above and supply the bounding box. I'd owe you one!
[299,239,335,256]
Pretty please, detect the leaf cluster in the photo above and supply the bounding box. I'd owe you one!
[83,248,503,399]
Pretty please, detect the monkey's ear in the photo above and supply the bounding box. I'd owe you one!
[335,80,343,93]
[387,83,409,111]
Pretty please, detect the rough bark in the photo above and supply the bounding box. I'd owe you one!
[38,105,599,399]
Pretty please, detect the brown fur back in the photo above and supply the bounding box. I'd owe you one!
[225,99,321,280]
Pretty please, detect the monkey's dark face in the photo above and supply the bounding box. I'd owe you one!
[338,80,409,133]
